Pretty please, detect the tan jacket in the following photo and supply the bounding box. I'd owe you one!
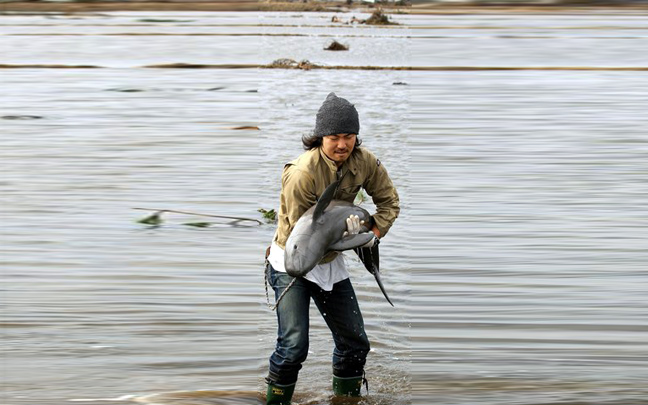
[274,147,400,261]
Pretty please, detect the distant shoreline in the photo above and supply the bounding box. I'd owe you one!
[2,1,648,14]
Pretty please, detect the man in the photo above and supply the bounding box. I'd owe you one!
[265,92,400,404]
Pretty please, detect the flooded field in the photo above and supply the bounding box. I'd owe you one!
[2,9,648,405]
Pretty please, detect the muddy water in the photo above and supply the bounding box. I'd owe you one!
[2,10,647,405]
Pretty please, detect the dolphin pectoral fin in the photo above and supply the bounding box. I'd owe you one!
[329,233,374,252]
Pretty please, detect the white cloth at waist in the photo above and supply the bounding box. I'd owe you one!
[268,241,349,291]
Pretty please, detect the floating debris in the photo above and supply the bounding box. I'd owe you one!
[392,82,408,85]
[144,63,258,69]
[355,190,369,205]
[0,64,100,69]
[183,222,212,228]
[147,63,210,69]
[133,208,262,226]
[230,126,260,130]
[2,115,43,120]
[269,58,298,68]
[137,19,194,23]
[105,88,145,93]
[258,208,277,224]
[137,211,164,226]
[324,40,349,51]
[106,87,229,93]
[297,60,313,70]
[365,9,399,26]
[268,59,313,70]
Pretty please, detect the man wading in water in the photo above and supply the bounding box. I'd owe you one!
[264,93,400,404]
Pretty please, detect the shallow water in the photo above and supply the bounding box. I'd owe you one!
[2,10,648,405]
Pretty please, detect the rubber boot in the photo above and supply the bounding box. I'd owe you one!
[266,382,295,405]
[332,375,364,397]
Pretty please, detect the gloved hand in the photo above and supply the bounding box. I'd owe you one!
[343,214,362,237]
[343,215,378,248]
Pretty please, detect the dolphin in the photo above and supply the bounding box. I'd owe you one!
[284,180,394,306]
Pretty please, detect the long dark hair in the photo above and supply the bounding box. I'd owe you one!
[301,133,363,151]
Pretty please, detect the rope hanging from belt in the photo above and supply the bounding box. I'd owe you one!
[265,257,297,311]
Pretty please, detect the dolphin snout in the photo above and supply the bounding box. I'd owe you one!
[285,246,315,278]
[286,258,307,277]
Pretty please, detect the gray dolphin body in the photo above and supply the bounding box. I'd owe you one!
[284,180,394,306]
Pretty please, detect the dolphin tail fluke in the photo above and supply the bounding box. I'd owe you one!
[354,242,394,307]
[373,269,394,307]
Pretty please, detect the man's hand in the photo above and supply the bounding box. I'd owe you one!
[343,215,379,248]
[343,214,363,237]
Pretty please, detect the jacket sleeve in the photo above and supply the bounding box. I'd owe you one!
[362,153,400,237]
[278,166,317,243]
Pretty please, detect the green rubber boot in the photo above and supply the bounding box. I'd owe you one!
[332,375,364,397]
[266,382,295,405]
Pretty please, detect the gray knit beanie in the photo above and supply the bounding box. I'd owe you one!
[314,92,360,137]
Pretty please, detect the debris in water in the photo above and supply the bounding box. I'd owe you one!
[134,208,263,226]
[183,222,212,228]
[137,19,194,23]
[392,82,408,85]
[230,126,260,130]
[365,9,399,26]
[324,40,349,51]
[137,211,164,226]
[2,115,43,120]
[145,63,212,69]
[355,190,369,205]
[105,88,145,92]
[258,208,277,224]
[268,59,313,70]
[297,60,313,70]
[0,64,101,68]
[269,58,299,68]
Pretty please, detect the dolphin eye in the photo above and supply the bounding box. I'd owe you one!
[294,244,298,250]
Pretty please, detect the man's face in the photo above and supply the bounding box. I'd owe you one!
[322,133,356,166]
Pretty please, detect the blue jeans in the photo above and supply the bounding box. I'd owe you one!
[266,263,370,385]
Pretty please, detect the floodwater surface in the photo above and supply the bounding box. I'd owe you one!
[2,10,647,405]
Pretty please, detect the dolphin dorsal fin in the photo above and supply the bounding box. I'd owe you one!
[312,180,339,223]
